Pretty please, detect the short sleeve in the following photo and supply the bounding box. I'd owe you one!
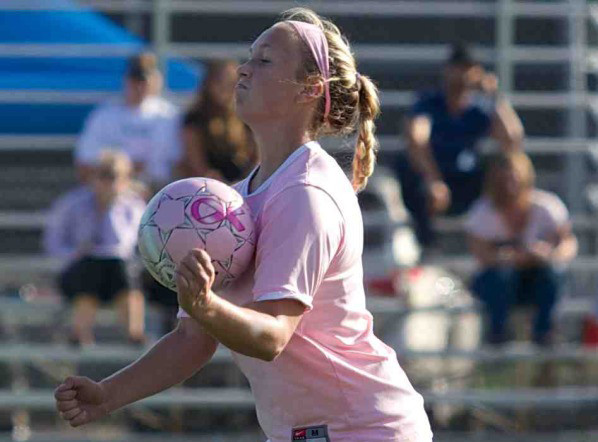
[252,185,343,310]
[409,93,433,118]
[158,111,184,163]
[43,191,78,261]
[147,112,184,183]
[464,198,496,240]
[75,106,111,164]
[542,192,570,231]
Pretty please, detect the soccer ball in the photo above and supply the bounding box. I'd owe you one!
[138,178,255,291]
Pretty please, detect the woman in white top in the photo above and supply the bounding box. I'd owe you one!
[465,151,578,345]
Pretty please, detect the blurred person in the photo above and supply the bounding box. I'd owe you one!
[54,8,433,441]
[75,52,182,191]
[144,59,257,331]
[44,150,147,346]
[178,59,257,183]
[466,152,578,346]
[398,43,524,250]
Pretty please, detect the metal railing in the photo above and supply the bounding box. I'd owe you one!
[0,0,581,17]
[1,386,596,409]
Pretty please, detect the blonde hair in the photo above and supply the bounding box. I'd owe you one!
[97,149,133,178]
[279,8,380,192]
[126,52,159,78]
[485,151,536,207]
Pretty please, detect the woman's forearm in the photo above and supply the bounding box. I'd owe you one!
[407,143,442,183]
[100,325,216,413]
[405,116,442,182]
[190,293,290,362]
[553,235,578,264]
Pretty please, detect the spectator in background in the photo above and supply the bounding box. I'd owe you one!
[144,60,257,333]
[399,43,524,250]
[466,152,578,346]
[75,52,182,192]
[44,150,147,346]
[178,59,256,183]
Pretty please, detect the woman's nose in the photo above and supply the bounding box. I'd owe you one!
[237,62,250,79]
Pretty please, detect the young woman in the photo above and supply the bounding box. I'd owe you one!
[466,151,577,346]
[55,8,432,441]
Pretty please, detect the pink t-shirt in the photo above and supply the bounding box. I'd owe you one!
[181,142,432,442]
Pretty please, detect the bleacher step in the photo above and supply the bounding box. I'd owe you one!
[0,386,595,410]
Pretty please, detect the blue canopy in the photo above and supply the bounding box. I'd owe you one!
[0,0,202,134]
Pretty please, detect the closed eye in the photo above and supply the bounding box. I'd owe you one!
[242,56,270,65]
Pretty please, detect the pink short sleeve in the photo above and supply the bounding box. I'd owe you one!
[544,193,569,229]
[252,185,343,309]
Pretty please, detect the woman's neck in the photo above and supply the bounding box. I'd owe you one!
[250,126,312,191]
[498,190,532,214]
[94,193,114,213]
[445,89,470,115]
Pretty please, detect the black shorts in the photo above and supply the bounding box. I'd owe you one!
[60,257,138,303]
[142,269,179,308]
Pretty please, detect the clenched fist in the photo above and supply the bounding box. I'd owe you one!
[54,376,109,427]
[176,249,216,317]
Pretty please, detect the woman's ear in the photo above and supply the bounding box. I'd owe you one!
[297,78,324,104]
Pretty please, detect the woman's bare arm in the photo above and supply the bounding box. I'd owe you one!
[100,318,218,413]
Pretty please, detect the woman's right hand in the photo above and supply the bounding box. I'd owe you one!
[426,180,451,215]
[54,376,110,427]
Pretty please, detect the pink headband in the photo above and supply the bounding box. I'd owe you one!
[287,20,331,120]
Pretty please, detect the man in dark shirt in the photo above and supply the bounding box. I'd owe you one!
[398,44,524,249]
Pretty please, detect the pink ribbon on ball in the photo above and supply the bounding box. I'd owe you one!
[190,198,246,232]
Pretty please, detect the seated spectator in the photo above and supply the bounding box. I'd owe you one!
[399,43,524,250]
[44,150,147,346]
[178,59,256,183]
[466,152,578,346]
[146,60,257,333]
[75,52,182,192]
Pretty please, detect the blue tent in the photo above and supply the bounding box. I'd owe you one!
[0,0,202,134]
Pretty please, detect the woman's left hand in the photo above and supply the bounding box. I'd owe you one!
[528,241,554,264]
[175,249,216,317]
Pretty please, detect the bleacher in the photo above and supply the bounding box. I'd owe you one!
[0,1,597,440]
